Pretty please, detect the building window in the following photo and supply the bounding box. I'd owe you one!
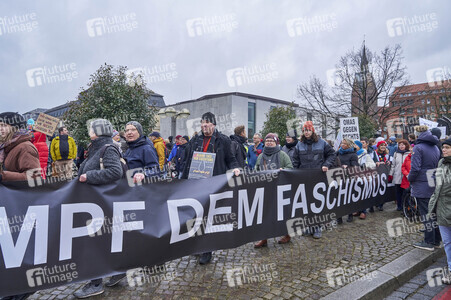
[421,99,425,105]
[248,103,256,139]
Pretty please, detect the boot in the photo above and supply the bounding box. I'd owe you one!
[254,239,268,248]
[278,235,291,244]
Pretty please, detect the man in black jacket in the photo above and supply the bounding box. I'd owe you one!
[230,125,248,168]
[182,112,240,265]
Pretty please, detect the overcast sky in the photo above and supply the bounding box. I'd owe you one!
[1,0,450,115]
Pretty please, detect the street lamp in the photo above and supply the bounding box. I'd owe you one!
[158,107,191,137]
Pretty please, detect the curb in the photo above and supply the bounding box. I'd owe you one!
[322,248,445,300]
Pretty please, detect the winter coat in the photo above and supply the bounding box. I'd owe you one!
[401,153,412,189]
[168,144,178,162]
[182,129,239,178]
[387,143,398,157]
[389,151,411,185]
[407,131,440,198]
[282,140,298,163]
[428,158,451,226]
[124,136,159,177]
[77,136,123,185]
[337,149,359,167]
[32,131,49,178]
[230,134,248,168]
[152,137,166,171]
[247,142,263,170]
[255,149,293,170]
[357,149,376,168]
[1,133,40,182]
[120,137,128,153]
[50,135,77,161]
[175,143,187,173]
[292,138,336,169]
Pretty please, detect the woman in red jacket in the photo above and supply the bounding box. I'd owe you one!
[32,130,49,179]
[401,152,412,190]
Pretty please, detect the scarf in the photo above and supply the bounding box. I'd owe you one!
[339,147,354,155]
[396,148,409,154]
[285,140,298,149]
[0,131,31,164]
[443,156,451,164]
[261,146,280,170]
[375,150,387,162]
[357,149,364,156]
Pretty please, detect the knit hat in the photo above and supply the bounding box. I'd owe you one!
[201,112,216,125]
[443,137,451,147]
[389,136,396,142]
[27,118,35,126]
[431,127,442,139]
[126,121,144,137]
[175,135,182,139]
[265,133,279,144]
[375,137,385,144]
[0,112,27,130]
[343,138,356,149]
[112,130,119,138]
[90,119,114,137]
[377,140,387,148]
[286,129,297,139]
[149,131,161,138]
[182,135,190,142]
[303,121,315,133]
[354,140,363,150]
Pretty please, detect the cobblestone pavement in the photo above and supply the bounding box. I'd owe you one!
[28,202,427,300]
[385,256,451,300]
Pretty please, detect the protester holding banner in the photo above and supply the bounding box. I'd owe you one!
[389,139,411,211]
[282,129,298,162]
[292,121,336,238]
[182,112,240,264]
[409,125,441,251]
[74,119,125,298]
[355,140,375,168]
[337,138,359,222]
[50,127,77,179]
[428,138,451,284]
[370,140,390,212]
[247,133,263,170]
[0,112,40,183]
[123,121,159,183]
[254,133,293,247]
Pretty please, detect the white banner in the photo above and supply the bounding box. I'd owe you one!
[340,117,360,140]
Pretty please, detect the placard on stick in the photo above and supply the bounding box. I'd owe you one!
[188,151,216,179]
[340,117,360,140]
[34,113,60,136]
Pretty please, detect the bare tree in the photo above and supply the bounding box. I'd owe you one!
[297,43,410,134]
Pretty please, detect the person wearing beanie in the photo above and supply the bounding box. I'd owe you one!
[50,126,77,179]
[112,130,122,153]
[389,139,411,211]
[0,112,40,183]
[230,125,248,168]
[387,136,398,157]
[254,133,293,248]
[181,110,240,265]
[149,131,166,171]
[74,119,124,298]
[123,121,159,184]
[182,135,190,143]
[282,129,298,163]
[409,125,441,251]
[292,121,336,239]
[428,137,451,283]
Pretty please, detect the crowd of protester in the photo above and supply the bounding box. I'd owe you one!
[0,110,450,298]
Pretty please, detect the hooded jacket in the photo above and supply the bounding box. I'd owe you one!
[50,135,77,161]
[124,136,159,177]
[152,136,166,170]
[408,131,440,198]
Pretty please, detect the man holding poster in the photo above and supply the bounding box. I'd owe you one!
[182,112,240,265]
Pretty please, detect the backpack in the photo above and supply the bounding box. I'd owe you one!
[99,144,128,178]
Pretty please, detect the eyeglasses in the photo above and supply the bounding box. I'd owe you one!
[125,128,137,133]
[265,140,276,144]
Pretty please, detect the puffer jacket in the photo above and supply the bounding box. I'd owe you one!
[292,138,336,169]
[428,158,451,226]
[408,131,440,198]
[401,153,412,189]
[389,150,411,185]
[124,136,159,177]
[32,131,49,178]
[78,136,123,185]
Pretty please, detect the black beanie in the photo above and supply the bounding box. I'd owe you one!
[0,112,27,130]
[183,135,190,142]
[431,127,442,140]
[443,137,451,147]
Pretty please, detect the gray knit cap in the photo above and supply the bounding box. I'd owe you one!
[126,121,143,137]
[90,119,114,137]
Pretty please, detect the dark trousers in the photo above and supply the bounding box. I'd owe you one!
[395,184,405,210]
[417,197,441,245]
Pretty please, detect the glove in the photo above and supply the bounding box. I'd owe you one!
[388,175,393,183]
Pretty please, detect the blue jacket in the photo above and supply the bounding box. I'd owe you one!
[387,143,398,157]
[168,144,178,162]
[407,131,440,198]
[124,136,159,177]
[247,142,264,170]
